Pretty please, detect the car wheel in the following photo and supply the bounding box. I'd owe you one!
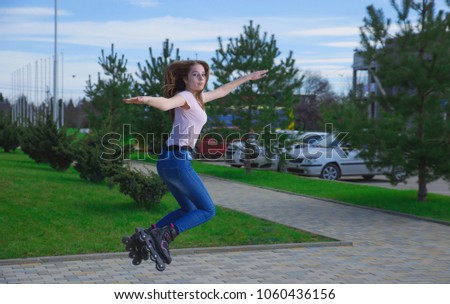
[230,164,242,168]
[362,175,375,180]
[391,166,406,182]
[320,163,341,180]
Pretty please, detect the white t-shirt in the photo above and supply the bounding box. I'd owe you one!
[166,90,207,149]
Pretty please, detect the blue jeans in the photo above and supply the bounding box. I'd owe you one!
[155,150,216,234]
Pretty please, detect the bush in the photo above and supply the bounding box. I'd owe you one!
[0,114,20,153]
[109,168,167,209]
[73,131,132,183]
[19,118,75,170]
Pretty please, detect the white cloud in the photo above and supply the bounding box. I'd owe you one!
[126,0,159,7]
[0,7,70,17]
[1,17,244,49]
[177,42,218,53]
[287,26,359,37]
[320,41,359,48]
[0,51,50,69]
[295,58,353,65]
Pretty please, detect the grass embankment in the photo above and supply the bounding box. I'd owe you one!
[0,150,328,260]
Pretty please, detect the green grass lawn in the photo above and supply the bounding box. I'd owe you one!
[192,162,450,222]
[0,150,329,260]
[133,152,450,223]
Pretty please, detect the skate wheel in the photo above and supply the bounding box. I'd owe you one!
[122,236,130,244]
[143,246,156,262]
[125,243,134,251]
[132,257,142,266]
[128,251,137,259]
[140,248,149,261]
[156,263,166,272]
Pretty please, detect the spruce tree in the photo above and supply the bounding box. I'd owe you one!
[84,44,135,133]
[133,39,182,153]
[211,20,303,132]
[336,0,450,201]
[73,131,130,183]
[212,20,302,172]
[0,112,20,153]
[19,116,74,171]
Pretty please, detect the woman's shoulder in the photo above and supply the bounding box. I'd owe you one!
[176,90,197,103]
[177,90,194,97]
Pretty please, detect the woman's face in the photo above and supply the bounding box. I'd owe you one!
[184,63,207,92]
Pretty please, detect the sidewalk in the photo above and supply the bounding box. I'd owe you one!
[1,161,449,283]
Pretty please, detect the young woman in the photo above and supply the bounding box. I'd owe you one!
[123,60,268,269]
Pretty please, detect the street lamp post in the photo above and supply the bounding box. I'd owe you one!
[53,0,59,127]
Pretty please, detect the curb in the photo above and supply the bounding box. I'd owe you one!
[0,241,352,266]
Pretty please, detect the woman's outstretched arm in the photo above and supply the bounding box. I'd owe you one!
[203,70,268,103]
[123,94,186,111]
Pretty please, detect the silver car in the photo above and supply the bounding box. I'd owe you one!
[224,139,278,169]
[224,131,327,170]
[286,134,406,181]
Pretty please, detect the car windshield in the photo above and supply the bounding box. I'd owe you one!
[301,134,322,144]
[315,134,345,148]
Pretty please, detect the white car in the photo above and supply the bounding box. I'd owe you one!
[287,132,328,157]
[286,134,406,181]
[224,138,277,169]
[224,131,327,169]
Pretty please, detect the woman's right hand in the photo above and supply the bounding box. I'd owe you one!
[123,96,146,104]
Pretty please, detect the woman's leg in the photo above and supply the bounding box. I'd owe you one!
[156,152,215,234]
[170,161,215,233]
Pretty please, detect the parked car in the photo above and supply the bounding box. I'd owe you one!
[286,133,406,181]
[196,133,227,159]
[224,134,278,169]
[287,132,328,157]
[195,127,240,159]
[224,131,327,169]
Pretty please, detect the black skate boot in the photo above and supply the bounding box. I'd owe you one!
[149,224,178,265]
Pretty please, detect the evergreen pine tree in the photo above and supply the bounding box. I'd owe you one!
[133,39,182,153]
[73,131,130,183]
[212,20,303,172]
[0,112,20,152]
[211,20,302,132]
[331,0,450,201]
[19,116,74,170]
[84,44,135,133]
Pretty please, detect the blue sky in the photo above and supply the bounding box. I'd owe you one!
[1,0,448,102]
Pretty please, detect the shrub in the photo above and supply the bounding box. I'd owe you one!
[73,131,132,183]
[110,168,167,209]
[0,114,20,153]
[19,118,75,170]
[19,121,47,163]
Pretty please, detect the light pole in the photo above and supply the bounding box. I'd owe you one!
[53,0,59,127]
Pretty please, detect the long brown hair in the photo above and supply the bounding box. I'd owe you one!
[162,60,210,121]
